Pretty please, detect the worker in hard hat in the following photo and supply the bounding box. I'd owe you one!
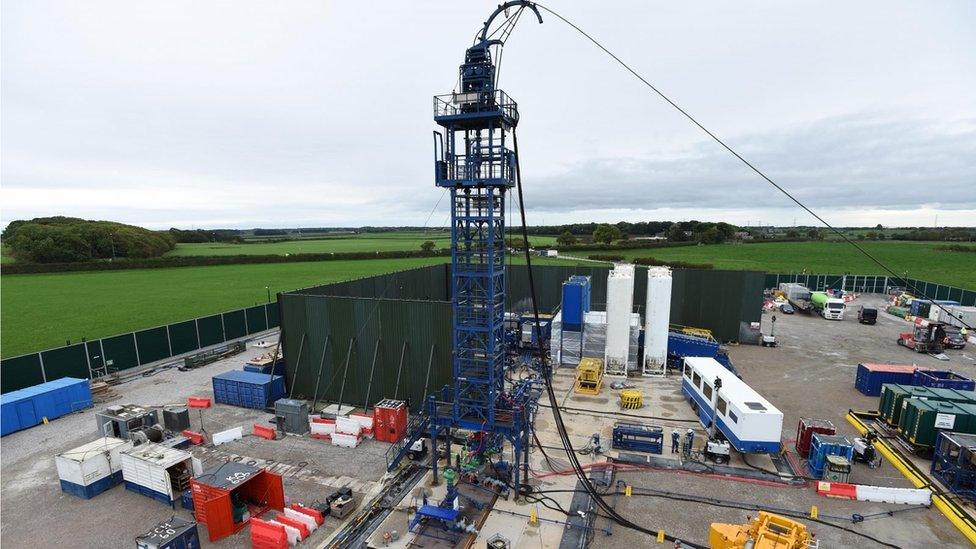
[684,428,695,455]
[671,428,680,453]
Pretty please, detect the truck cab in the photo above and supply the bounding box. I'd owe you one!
[822,299,846,320]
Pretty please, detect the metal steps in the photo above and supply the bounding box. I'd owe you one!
[385,414,430,471]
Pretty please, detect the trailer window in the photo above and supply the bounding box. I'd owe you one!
[717,398,727,416]
[728,411,738,423]
[692,372,701,389]
[703,383,713,400]
[684,364,692,379]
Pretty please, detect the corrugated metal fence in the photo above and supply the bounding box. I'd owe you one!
[280,264,766,408]
[764,274,976,305]
[0,303,279,394]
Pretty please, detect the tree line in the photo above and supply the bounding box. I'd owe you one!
[2,217,175,263]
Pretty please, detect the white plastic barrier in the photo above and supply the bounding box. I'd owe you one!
[857,485,931,505]
[349,413,374,430]
[271,519,300,546]
[310,421,335,436]
[335,416,362,436]
[212,426,244,446]
[332,433,360,448]
[285,507,318,532]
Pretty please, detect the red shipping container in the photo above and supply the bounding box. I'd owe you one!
[192,462,285,542]
[187,397,212,408]
[795,418,836,457]
[373,399,408,443]
[250,518,287,549]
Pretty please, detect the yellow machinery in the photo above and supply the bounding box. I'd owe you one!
[670,323,716,341]
[574,358,603,395]
[619,389,643,410]
[709,512,817,549]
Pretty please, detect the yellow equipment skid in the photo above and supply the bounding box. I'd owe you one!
[709,511,817,549]
[574,358,604,395]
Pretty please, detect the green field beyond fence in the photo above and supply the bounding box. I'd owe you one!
[166,231,558,257]
[0,302,279,394]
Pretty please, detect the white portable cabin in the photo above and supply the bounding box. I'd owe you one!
[56,436,134,499]
[605,264,635,376]
[681,357,783,453]
[643,267,672,376]
[120,443,202,505]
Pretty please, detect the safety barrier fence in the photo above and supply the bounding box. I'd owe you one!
[764,273,975,306]
[1,302,279,394]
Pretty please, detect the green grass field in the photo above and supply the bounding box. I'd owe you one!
[572,240,976,289]
[0,254,583,358]
[166,231,558,256]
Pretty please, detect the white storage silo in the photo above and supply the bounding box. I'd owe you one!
[643,267,672,376]
[604,264,635,376]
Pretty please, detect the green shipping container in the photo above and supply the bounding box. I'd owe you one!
[901,399,976,448]
[880,384,973,428]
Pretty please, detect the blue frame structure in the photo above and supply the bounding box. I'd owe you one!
[385,3,544,498]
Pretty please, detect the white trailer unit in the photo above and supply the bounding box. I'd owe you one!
[605,264,635,376]
[56,436,134,499]
[643,267,672,376]
[121,443,202,506]
[939,305,976,330]
[681,357,783,454]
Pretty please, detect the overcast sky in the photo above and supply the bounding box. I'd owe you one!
[3,1,974,229]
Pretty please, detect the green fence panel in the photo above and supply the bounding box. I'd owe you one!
[222,310,247,340]
[196,315,224,347]
[245,306,268,334]
[168,320,200,356]
[135,326,171,365]
[39,344,89,381]
[267,302,280,327]
[1,354,45,393]
[101,334,139,372]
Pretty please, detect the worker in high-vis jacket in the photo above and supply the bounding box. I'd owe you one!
[671,428,680,453]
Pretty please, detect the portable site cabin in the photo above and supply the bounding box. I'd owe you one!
[682,356,784,453]
[56,437,135,499]
[121,443,202,506]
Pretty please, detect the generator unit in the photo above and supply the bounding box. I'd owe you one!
[96,404,160,440]
[274,398,310,435]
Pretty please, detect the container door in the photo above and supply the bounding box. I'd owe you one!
[202,493,234,541]
[191,457,203,476]
[16,400,38,427]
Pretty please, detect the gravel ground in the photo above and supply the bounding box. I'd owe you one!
[604,294,974,548]
[0,337,389,548]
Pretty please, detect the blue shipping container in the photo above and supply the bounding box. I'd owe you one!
[854,363,920,397]
[211,370,285,409]
[910,299,959,317]
[808,433,854,478]
[0,377,93,436]
[912,370,976,392]
[561,275,591,331]
[136,516,201,549]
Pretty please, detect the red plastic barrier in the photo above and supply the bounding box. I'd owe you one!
[188,397,212,408]
[290,503,325,526]
[254,424,276,440]
[182,430,205,445]
[310,417,334,424]
[274,514,309,540]
[816,481,857,500]
[250,518,287,549]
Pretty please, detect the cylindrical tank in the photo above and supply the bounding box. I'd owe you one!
[643,267,672,375]
[605,264,635,376]
[811,291,829,309]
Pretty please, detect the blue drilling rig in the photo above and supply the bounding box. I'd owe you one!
[385,2,543,499]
